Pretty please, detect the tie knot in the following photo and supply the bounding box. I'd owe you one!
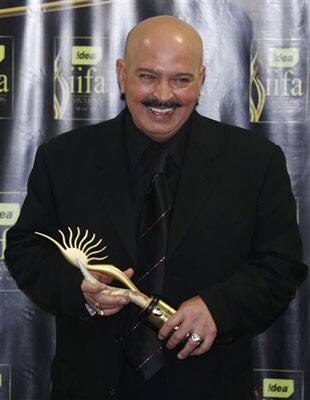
[149,144,169,175]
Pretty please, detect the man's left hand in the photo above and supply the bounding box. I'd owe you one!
[158,295,217,360]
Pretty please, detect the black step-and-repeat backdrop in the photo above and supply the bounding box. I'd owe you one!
[0,1,309,399]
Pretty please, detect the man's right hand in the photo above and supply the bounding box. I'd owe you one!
[81,268,134,316]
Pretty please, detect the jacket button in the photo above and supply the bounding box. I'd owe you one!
[108,386,116,396]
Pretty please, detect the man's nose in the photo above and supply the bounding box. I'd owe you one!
[153,79,174,102]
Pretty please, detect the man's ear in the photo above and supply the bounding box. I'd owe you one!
[199,65,206,86]
[116,59,126,94]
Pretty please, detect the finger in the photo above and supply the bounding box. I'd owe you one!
[93,272,113,284]
[95,268,134,286]
[190,337,215,356]
[84,291,128,309]
[84,294,101,309]
[81,279,106,293]
[95,303,124,310]
[85,294,125,312]
[165,326,190,349]
[123,268,134,279]
[97,293,130,308]
[177,335,203,360]
[158,311,184,341]
[86,299,124,317]
[101,306,124,316]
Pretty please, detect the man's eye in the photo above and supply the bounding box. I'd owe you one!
[175,77,190,84]
[139,74,155,80]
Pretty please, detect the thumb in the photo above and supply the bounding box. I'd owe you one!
[123,267,134,279]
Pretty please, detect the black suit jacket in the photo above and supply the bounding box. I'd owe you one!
[5,109,307,399]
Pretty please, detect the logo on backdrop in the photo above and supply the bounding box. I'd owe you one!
[0,37,14,119]
[0,192,25,291]
[0,364,11,400]
[250,40,308,123]
[54,37,108,120]
[254,369,303,400]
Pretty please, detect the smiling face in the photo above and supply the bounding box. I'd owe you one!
[116,16,205,142]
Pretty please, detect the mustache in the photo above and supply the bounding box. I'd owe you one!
[142,99,182,109]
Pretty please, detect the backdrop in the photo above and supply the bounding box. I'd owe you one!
[0,1,309,399]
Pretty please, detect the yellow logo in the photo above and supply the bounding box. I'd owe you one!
[0,203,20,226]
[269,48,300,68]
[72,46,102,65]
[0,45,5,63]
[263,378,294,398]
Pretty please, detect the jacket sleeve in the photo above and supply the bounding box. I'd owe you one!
[198,145,307,340]
[4,144,91,319]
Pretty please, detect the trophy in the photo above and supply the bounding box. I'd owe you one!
[35,227,176,329]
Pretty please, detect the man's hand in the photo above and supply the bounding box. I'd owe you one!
[158,295,217,359]
[81,268,134,316]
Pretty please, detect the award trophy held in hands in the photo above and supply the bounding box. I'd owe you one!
[35,227,176,330]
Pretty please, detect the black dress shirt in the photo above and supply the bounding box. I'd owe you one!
[125,113,191,234]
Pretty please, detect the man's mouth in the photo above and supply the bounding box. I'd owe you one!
[142,100,182,117]
[148,106,174,115]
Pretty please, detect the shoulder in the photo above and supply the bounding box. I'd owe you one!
[43,109,125,151]
[192,111,280,162]
[31,111,125,171]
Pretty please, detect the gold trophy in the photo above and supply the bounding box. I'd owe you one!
[35,227,176,329]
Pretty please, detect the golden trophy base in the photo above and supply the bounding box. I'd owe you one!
[140,295,176,329]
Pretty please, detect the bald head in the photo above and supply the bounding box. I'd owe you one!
[124,16,203,67]
[116,15,205,142]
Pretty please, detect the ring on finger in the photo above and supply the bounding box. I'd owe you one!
[189,333,202,346]
[94,302,105,316]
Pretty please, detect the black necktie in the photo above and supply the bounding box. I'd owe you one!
[125,144,172,380]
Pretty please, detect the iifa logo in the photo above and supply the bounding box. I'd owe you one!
[54,37,108,120]
[0,45,5,63]
[0,203,20,260]
[263,378,294,398]
[0,37,14,118]
[250,40,308,123]
[265,48,303,97]
[69,46,105,95]
[0,45,8,93]
[0,193,24,291]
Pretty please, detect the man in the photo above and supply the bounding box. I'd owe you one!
[5,16,307,400]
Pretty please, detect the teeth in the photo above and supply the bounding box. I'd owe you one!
[148,107,173,114]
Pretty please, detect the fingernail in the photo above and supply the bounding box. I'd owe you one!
[177,353,184,360]
[158,335,164,340]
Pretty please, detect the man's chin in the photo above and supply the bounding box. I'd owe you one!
[130,108,185,140]
[141,124,180,142]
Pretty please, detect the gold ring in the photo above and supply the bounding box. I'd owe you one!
[94,302,104,316]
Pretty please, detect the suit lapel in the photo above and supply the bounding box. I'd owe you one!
[92,111,137,265]
[167,112,226,258]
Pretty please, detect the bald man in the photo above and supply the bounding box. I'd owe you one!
[5,16,306,400]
